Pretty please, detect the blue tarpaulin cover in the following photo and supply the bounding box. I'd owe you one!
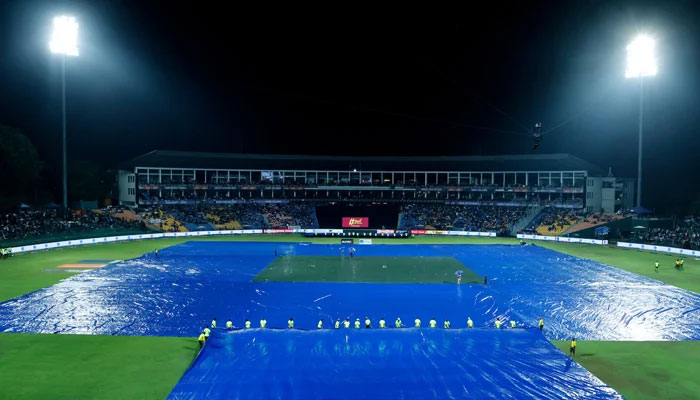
[1,242,698,340]
[168,328,621,400]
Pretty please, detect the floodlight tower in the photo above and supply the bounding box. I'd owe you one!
[625,34,657,208]
[49,16,79,213]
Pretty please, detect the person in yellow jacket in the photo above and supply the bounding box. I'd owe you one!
[365,317,371,328]
[467,317,474,328]
[318,319,323,329]
[259,318,267,328]
[354,318,361,328]
[444,320,451,329]
[495,319,502,329]
[198,332,206,349]
[245,319,251,329]
[395,318,402,328]
[288,318,294,329]
[570,338,577,358]
[510,320,516,328]
[414,318,421,328]
[343,318,351,328]
[379,318,386,328]
[211,318,217,329]
[334,318,341,329]
[429,318,437,328]
[538,317,544,332]
[203,327,211,338]
[226,319,233,330]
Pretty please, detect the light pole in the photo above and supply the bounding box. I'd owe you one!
[625,34,657,208]
[49,16,79,213]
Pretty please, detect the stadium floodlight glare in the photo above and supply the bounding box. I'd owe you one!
[49,15,79,214]
[49,16,79,56]
[625,35,656,78]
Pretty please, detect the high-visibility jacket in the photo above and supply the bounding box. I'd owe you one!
[429,319,437,328]
[510,320,516,328]
[198,333,206,342]
[354,320,361,329]
[288,320,294,328]
[379,319,386,328]
[245,320,251,329]
[318,320,323,329]
[226,320,233,329]
[203,327,211,337]
[211,320,217,329]
[395,319,402,328]
[495,320,502,329]
[415,318,421,328]
[444,320,451,329]
[365,318,371,328]
[260,319,267,328]
[343,320,350,328]
[539,319,544,328]
[467,318,474,328]
[334,320,340,329]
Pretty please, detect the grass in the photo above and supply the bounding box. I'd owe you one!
[253,255,482,284]
[0,333,196,400]
[536,242,700,294]
[551,340,700,400]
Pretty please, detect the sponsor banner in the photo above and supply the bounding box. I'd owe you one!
[517,234,607,245]
[617,242,700,257]
[359,239,373,245]
[341,239,354,244]
[342,217,369,228]
[411,230,496,237]
[376,229,395,234]
[264,229,294,234]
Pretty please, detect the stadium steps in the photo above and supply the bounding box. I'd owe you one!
[510,205,543,235]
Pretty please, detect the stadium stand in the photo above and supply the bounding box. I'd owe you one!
[399,204,528,234]
[633,216,700,250]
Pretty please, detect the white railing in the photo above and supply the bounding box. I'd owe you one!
[517,233,607,245]
[617,242,700,257]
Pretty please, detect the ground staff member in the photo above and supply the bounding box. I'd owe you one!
[260,318,267,328]
[343,318,350,328]
[365,317,371,328]
[245,319,251,329]
[203,327,211,338]
[395,318,402,328]
[354,318,361,329]
[444,320,451,329]
[379,318,386,328]
[335,319,341,329]
[510,320,516,328]
[414,318,421,328]
[494,319,501,329]
[318,319,323,329]
[429,319,437,328]
[198,332,206,349]
[288,318,294,329]
[570,338,577,358]
[538,317,544,332]
[226,320,233,329]
[467,317,474,328]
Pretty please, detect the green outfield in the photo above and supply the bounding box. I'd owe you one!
[0,234,698,399]
[253,255,482,283]
[552,340,700,400]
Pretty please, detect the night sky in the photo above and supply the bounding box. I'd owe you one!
[1,1,699,212]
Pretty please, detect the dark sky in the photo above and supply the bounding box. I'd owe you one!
[1,1,699,212]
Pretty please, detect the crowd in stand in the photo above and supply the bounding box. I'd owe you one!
[634,216,700,250]
[400,204,526,234]
[522,208,580,235]
[0,207,146,244]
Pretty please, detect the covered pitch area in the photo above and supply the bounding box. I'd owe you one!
[1,238,700,398]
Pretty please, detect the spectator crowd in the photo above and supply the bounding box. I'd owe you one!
[400,204,527,234]
[634,216,700,251]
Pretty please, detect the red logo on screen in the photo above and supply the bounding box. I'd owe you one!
[342,217,369,228]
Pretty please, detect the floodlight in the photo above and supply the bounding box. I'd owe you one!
[49,16,79,56]
[625,35,656,78]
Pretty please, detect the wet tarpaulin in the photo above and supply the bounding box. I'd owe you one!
[0,242,699,340]
[168,328,621,400]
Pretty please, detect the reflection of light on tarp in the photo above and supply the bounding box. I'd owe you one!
[0,242,699,341]
[168,328,621,399]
